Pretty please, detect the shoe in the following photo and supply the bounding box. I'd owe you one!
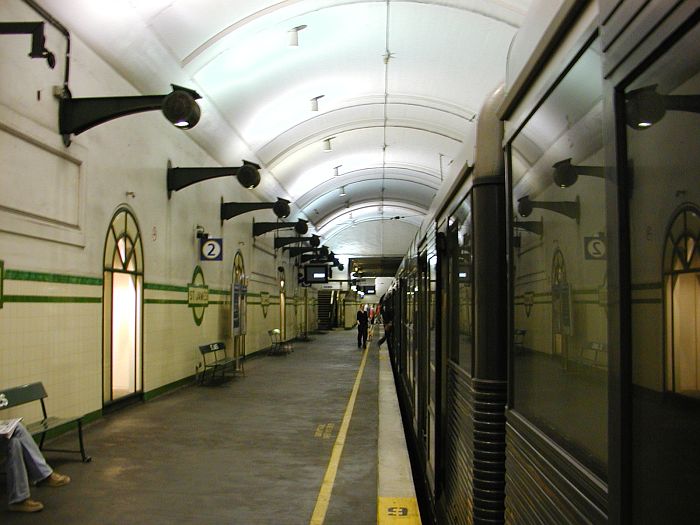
[9,498,44,512]
[43,472,71,487]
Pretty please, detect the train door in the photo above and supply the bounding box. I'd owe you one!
[102,207,143,407]
[417,249,429,443]
[441,194,474,523]
[426,245,438,493]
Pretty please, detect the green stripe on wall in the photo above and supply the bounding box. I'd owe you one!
[144,283,188,292]
[144,299,188,305]
[4,270,102,286]
[2,295,101,303]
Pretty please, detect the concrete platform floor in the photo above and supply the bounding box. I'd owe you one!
[1,329,394,525]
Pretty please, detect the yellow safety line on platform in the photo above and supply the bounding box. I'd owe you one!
[309,346,370,525]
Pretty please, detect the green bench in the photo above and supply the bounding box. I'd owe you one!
[0,382,91,462]
[197,341,239,384]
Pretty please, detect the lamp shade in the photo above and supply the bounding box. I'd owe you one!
[162,90,201,129]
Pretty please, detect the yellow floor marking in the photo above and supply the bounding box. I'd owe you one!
[322,423,335,439]
[309,346,370,525]
[377,497,421,524]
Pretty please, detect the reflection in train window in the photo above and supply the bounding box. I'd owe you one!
[624,20,700,521]
[449,195,473,373]
[508,37,607,479]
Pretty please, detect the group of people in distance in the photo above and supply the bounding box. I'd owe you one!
[356,296,393,351]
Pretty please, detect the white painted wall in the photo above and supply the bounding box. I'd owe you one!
[0,0,312,420]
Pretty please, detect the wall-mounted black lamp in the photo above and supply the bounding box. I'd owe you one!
[221,197,290,224]
[274,234,321,249]
[517,195,579,223]
[58,84,201,146]
[626,84,700,130]
[514,218,544,236]
[253,219,308,237]
[552,158,605,188]
[167,160,260,198]
[0,22,55,68]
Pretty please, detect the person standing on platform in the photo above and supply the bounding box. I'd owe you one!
[377,299,394,351]
[356,305,369,349]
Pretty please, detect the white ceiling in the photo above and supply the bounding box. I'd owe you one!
[40,0,531,257]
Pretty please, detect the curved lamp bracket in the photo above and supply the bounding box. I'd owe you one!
[167,160,260,198]
[514,217,544,236]
[59,84,201,146]
[274,234,321,249]
[220,197,290,225]
[0,22,55,68]
[252,219,308,237]
[518,195,580,224]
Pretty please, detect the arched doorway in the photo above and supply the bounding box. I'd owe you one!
[102,207,144,406]
[551,249,571,363]
[664,205,700,397]
[232,251,247,372]
[278,266,286,340]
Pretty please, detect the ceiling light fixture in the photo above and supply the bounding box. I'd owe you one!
[333,165,342,176]
[310,95,324,111]
[339,186,347,197]
[288,24,307,46]
[322,137,334,152]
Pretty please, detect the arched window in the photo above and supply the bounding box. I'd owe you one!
[102,207,144,405]
[664,205,700,396]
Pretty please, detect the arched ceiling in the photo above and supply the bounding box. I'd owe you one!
[41,0,531,257]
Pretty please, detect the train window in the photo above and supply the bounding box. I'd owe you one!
[623,20,700,522]
[508,37,607,478]
[449,195,473,373]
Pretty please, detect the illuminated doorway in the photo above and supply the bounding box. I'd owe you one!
[232,251,247,373]
[103,208,143,405]
[278,267,286,340]
[664,205,700,397]
[551,249,571,361]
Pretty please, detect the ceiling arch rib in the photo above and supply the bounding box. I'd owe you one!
[316,199,427,233]
[177,0,527,72]
[262,120,464,169]
[272,126,461,201]
[254,97,475,162]
[296,171,439,210]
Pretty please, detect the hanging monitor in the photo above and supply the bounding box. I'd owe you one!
[304,265,328,283]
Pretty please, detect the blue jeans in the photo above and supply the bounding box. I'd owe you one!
[1,422,52,503]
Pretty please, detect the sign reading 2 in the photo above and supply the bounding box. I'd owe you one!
[200,238,223,261]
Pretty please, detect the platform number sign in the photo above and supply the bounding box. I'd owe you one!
[584,235,606,260]
[200,238,223,261]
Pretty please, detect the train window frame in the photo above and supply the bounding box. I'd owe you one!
[505,31,609,482]
[617,15,700,522]
[447,192,474,374]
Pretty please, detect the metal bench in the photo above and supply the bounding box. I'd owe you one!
[579,341,608,369]
[0,382,91,462]
[268,329,292,355]
[197,341,238,384]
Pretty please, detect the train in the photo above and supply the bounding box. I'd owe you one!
[383,1,700,523]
